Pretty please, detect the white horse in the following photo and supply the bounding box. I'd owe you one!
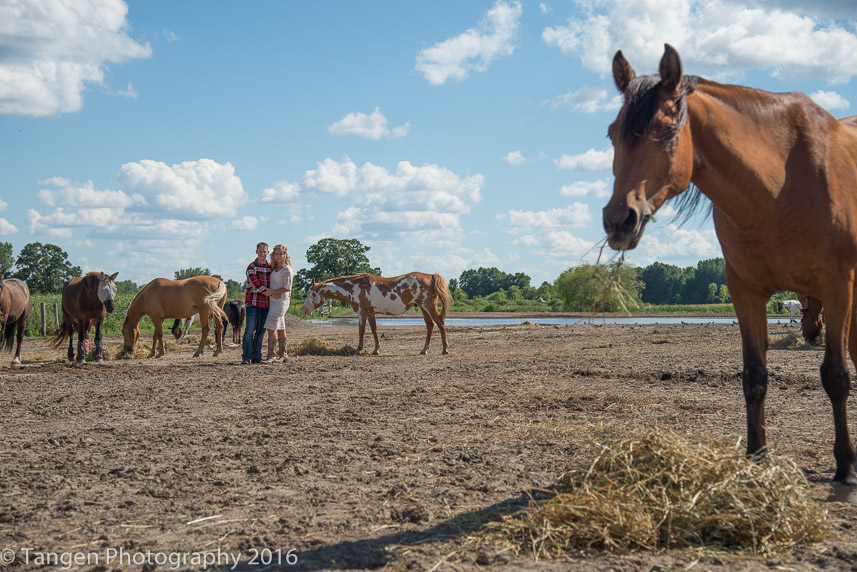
[777,299,804,322]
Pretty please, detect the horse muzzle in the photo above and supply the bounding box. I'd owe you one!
[603,204,648,251]
[105,300,115,313]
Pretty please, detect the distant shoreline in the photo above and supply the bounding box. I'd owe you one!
[335,310,766,320]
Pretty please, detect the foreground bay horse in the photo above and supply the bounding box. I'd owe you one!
[603,44,857,484]
[0,272,29,366]
[122,276,228,358]
[301,272,451,355]
[52,271,119,363]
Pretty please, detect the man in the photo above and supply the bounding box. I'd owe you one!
[242,242,271,364]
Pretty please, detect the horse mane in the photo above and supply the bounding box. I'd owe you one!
[620,73,708,224]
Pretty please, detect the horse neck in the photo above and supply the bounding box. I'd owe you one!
[321,281,357,305]
[125,294,146,326]
[687,84,807,223]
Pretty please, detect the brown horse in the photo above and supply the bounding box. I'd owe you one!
[301,272,451,355]
[799,294,824,344]
[52,271,119,363]
[603,44,857,484]
[122,276,228,358]
[0,272,29,366]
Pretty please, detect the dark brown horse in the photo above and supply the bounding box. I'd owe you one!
[170,300,245,344]
[0,272,29,366]
[52,271,119,363]
[603,44,857,484]
[799,294,824,344]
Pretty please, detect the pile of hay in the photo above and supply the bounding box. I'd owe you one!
[290,336,363,356]
[496,429,827,557]
[770,329,825,350]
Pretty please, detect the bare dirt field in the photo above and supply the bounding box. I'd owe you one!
[2,315,857,571]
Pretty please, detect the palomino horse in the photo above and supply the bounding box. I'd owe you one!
[122,276,228,358]
[603,44,857,484]
[52,271,119,363]
[0,272,29,366]
[171,300,245,344]
[301,272,452,355]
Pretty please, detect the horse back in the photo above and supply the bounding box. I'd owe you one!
[135,276,225,319]
[0,278,30,321]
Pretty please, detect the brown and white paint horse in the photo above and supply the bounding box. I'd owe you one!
[301,272,452,355]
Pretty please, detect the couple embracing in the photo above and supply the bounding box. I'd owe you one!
[242,242,294,364]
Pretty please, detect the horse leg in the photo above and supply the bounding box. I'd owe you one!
[727,272,771,461]
[194,310,210,358]
[94,319,104,363]
[357,314,366,351]
[419,307,433,354]
[13,317,24,366]
[66,321,75,362]
[75,323,87,364]
[149,319,165,358]
[212,312,224,357]
[368,314,381,355]
[820,289,857,484]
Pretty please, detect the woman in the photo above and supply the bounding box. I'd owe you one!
[262,244,293,362]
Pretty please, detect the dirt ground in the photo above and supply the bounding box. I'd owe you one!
[2,314,857,571]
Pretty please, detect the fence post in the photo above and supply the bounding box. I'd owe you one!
[41,302,46,336]
[54,303,59,328]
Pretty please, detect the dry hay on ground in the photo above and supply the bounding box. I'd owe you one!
[493,428,828,558]
[289,335,365,356]
[770,329,825,350]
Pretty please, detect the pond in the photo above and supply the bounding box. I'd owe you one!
[310,316,797,327]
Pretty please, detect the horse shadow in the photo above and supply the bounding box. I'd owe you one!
[220,489,553,571]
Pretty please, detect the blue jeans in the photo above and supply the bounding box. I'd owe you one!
[242,305,269,362]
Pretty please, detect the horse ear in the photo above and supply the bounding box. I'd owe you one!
[311,278,317,287]
[109,272,118,281]
[612,50,635,93]
[658,43,683,96]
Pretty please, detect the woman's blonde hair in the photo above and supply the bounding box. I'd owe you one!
[271,244,291,271]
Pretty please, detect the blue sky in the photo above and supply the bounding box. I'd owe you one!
[3,1,857,287]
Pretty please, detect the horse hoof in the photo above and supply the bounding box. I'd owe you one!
[372,350,380,356]
[442,349,449,355]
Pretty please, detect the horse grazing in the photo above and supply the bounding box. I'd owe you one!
[122,276,228,358]
[777,299,803,322]
[171,300,245,344]
[603,44,857,483]
[301,272,451,355]
[799,294,824,345]
[52,271,119,363]
[0,272,30,366]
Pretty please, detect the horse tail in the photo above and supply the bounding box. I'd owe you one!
[2,321,16,352]
[203,281,229,323]
[51,319,73,349]
[432,273,452,322]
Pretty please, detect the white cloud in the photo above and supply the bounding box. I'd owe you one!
[0,0,152,116]
[540,3,551,15]
[810,90,850,111]
[416,0,522,85]
[502,150,526,165]
[259,180,301,204]
[543,0,857,83]
[636,224,720,261]
[118,159,247,219]
[37,179,144,208]
[328,107,410,140]
[549,86,622,112]
[0,219,17,235]
[559,179,611,199]
[230,216,263,231]
[118,82,138,98]
[555,148,613,171]
[505,203,592,232]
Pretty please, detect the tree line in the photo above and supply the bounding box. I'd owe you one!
[1,238,741,312]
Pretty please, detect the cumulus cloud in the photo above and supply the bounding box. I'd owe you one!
[504,203,592,233]
[555,148,613,171]
[416,0,522,85]
[259,180,301,204]
[328,107,410,140]
[543,0,857,83]
[549,86,622,112]
[230,215,263,231]
[0,0,152,116]
[37,178,145,208]
[502,150,526,165]
[810,90,850,111]
[635,224,721,262]
[559,179,611,198]
[118,159,247,219]
[0,219,17,235]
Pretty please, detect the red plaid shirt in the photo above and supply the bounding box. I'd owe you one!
[245,259,272,308]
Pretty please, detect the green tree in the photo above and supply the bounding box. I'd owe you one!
[0,242,13,275]
[554,263,642,312]
[640,261,688,305]
[224,278,244,299]
[458,267,531,298]
[683,258,726,304]
[115,280,139,295]
[13,242,81,293]
[175,267,212,280]
[293,238,380,293]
